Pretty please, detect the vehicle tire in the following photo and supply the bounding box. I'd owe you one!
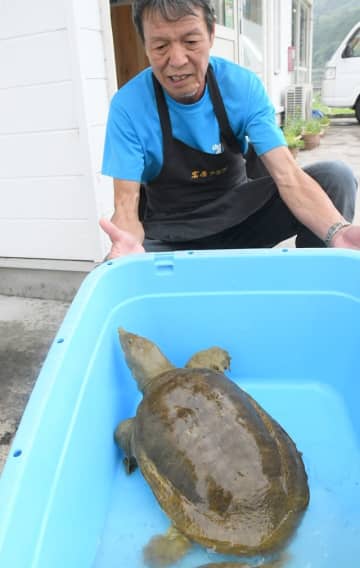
[356,97,360,123]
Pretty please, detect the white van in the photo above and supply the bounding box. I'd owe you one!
[321,21,360,123]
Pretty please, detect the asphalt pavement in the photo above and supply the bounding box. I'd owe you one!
[0,116,359,473]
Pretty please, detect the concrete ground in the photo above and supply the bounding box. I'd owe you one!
[0,296,70,470]
[0,116,359,474]
[297,116,360,190]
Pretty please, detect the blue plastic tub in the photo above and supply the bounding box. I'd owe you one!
[0,249,360,568]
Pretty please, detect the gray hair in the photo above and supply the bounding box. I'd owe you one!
[133,0,216,42]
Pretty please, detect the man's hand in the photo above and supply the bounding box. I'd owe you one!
[331,224,360,249]
[99,218,145,259]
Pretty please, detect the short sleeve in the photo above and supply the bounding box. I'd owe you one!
[244,74,286,156]
[102,96,145,182]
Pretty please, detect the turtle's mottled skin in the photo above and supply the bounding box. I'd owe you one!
[115,329,309,567]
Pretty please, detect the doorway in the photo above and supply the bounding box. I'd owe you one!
[110,1,149,88]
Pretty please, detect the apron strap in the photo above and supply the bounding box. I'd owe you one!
[206,64,241,151]
[152,74,173,148]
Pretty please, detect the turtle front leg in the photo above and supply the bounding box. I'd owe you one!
[143,525,192,567]
[186,347,231,373]
[114,417,137,474]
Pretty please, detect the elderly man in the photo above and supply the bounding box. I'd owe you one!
[100,0,359,257]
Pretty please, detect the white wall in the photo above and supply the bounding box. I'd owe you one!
[0,0,114,262]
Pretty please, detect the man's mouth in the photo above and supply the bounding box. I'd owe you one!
[169,74,190,83]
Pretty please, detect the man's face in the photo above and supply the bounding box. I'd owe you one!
[143,7,215,103]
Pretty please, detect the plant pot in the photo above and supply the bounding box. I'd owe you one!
[302,133,321,150]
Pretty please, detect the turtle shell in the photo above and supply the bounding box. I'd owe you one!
[134,367,309,555]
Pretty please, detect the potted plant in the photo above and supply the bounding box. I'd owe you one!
[285,134,305,158]
[301,119,322,150]
[319,115,331,135]
[283,117,304,139]
[283,119,305,158]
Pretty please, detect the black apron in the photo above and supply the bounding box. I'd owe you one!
[141,65,275,242]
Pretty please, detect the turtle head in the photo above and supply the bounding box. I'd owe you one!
[118,328,174,392]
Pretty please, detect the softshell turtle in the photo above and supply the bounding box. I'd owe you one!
[115,329,309,567]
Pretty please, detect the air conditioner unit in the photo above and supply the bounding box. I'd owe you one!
[284,84,313,121]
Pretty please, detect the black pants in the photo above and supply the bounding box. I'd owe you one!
[144,160,358,252]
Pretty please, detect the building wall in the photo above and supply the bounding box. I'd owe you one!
[0,0,114,262]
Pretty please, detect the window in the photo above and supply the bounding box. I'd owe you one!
[242,1,262,25]
[214,0,234,28]
[343,28,360,58]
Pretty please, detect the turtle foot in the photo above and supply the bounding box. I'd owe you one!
[143,525,191,567]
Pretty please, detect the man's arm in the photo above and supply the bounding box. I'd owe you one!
[260,146,359,247]
[100,179,145,259]
[111,179,145,243]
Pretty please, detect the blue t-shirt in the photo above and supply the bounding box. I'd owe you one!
[102,56,286,183]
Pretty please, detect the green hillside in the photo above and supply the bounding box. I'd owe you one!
[312,0,360,69]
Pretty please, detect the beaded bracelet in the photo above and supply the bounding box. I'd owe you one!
[324,222,351,247]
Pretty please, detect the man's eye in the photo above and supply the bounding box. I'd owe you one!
[155,44,167,51]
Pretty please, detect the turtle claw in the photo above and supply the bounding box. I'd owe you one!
[123,455,138,474]
[114,417,137,474]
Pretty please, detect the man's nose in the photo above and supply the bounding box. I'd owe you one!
[168,42,188,67]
